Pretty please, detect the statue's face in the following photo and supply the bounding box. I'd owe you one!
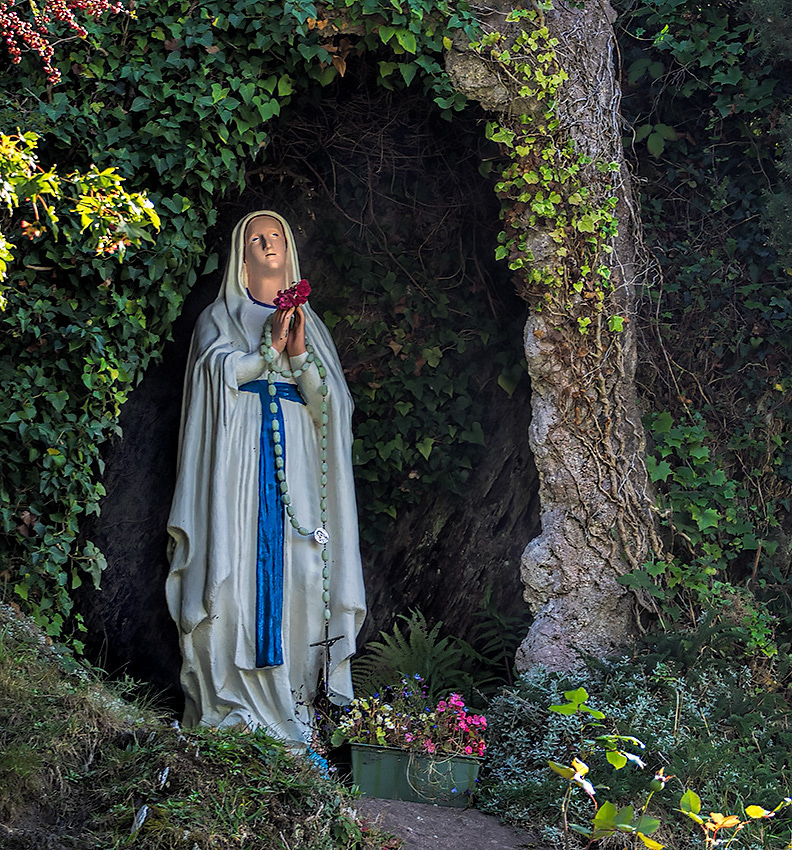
[244,215,287,278]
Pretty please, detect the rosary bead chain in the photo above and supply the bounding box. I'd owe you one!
[262,314,331,624]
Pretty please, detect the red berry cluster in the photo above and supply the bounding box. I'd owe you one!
[0,4,58,81]
[20,219,45,240]
[1,0,127,84]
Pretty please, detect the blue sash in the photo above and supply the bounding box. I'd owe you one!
[239,380,306,668]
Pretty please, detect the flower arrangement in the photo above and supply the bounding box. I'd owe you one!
[274,278,311,310]
[332,676,487,758]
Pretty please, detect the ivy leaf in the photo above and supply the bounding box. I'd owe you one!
[379,61,399,78]
[647,456,672,483]
[497,370,520,397]
[460,421,485,445]
[628,57,651,84]
[399,63,417,86]
[277,75,293,96]
[416,437,434,460]
[378,25,396,44]
[647,132,666,158]
[712,66,743,86]
[652,412,673,433]
[690,505,721,531]
[654,123,677,141]
[395,30,417,53]
[422,346,442,367]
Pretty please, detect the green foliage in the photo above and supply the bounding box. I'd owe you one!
[0,603,390,849]
[0,131,159,299]
[0,132,162,640]
[352,600,527,703]
[618,0,792,648]
[479,654,792,849]
[544,692,788,850]
[0,0,485,639]
[474,11,623,333]
[307,160,524,538]
[352,608,470,699]
[620,413,781,655]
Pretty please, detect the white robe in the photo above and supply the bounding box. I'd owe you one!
[166,211,366,745]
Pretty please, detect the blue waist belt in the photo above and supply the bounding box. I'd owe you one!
[239,380,306,668]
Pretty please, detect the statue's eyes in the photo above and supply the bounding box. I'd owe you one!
[251,236,259,243]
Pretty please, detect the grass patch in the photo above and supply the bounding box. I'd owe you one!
[0,603,396,849]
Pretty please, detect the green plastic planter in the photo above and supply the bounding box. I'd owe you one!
[349,743,480,807]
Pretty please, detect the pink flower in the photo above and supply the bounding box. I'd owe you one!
[274,279,311,310]
[404,733,414,742]
[464,745,473,755]
[436,701,447,713]
[424,741,436,754]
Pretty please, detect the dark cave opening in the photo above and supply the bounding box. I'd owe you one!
[78,54,540,707]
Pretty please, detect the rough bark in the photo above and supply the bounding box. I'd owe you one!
[448,0,660,670]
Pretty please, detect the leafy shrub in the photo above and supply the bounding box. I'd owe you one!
[480,654,792,848]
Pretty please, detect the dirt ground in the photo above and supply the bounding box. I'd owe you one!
[355,798,551,850]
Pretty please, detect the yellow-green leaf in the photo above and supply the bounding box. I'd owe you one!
[746,806,771,819]
[548,760,575,780]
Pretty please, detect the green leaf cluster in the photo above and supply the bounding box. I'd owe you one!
[480,656,792,850]
[474,15,624,333]
[620,413,780,655]
[0,0,479,639]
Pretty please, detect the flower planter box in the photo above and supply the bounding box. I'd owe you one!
[349,743,480,807]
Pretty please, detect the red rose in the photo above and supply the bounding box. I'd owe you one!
[294,278,311,302]
[274,279,311,310]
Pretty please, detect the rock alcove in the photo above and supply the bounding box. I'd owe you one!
[77,56,541,705]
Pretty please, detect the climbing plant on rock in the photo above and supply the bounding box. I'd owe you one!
[0,0,491,641]
[447,1,663,668]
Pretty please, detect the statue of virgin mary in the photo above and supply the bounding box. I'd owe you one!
[166,210,366,747]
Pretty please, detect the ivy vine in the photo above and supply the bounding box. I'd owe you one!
[0,0,492,639]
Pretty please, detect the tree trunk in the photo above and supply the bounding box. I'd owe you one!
[448,0,661,670]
